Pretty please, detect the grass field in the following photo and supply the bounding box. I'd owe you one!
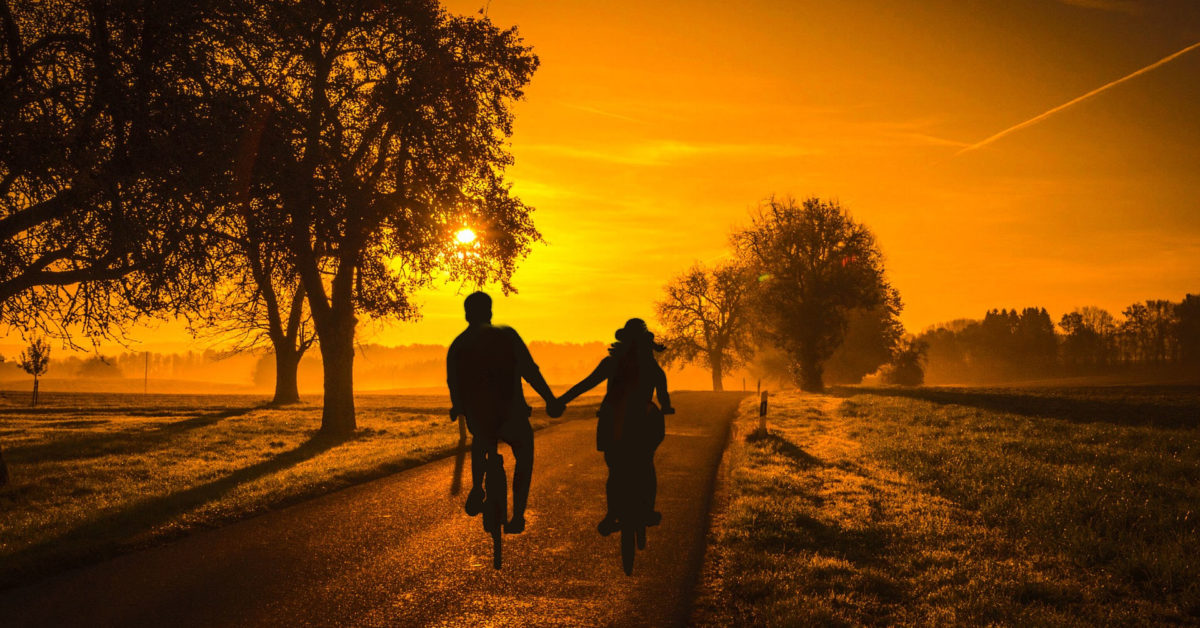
[693,386,1200,625]
[0,391,598,589]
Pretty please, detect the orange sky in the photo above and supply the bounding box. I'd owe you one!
[9,0,1200,353]
[394,0,1200,346]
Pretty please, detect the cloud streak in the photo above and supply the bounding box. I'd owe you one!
[955,40,1200,157]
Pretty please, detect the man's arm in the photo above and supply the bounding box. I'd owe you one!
[510,328,555,404]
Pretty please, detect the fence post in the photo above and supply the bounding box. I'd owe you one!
[758,390,769,434]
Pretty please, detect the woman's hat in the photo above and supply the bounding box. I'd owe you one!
[615,318,649,342]
[615,318,666,351]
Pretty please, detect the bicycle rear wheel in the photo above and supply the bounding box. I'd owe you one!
[491,515,503,569]
[486,452,506,570]
[620,520,636,575]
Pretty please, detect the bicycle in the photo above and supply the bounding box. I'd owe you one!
[480,448,507,570]
[611,402,672,576]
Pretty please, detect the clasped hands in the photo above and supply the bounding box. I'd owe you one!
[545,396,566,418]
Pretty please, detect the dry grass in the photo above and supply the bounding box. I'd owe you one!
[693,387,1199,626]
[0,391,596,589]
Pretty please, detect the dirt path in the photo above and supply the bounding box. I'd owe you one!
[0,391,745,628]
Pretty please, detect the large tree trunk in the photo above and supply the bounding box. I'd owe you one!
[798,349,825,392]
[271,347,302,405]
[317,310,356,436]
[710,356,724,391]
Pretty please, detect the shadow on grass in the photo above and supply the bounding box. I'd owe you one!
[839,386,1200,430]
[7,404,271,464]
[745,429,825,469]
[0,431,341,590]
[736,431,904,604]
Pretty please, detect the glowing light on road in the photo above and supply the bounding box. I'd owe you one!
[455,228,477,245]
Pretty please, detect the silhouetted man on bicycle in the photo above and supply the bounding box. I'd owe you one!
[447,291,561,534]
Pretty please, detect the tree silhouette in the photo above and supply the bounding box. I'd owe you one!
[1060,306,1116,370]
[189,272,314,405]
[655,262,753,391]
[1016,307,1057,375]
[914,297,1200,384]
[1178,294,1200,373]
[881,338,926,387]
[215,1,540,435]
[190,191,315,405]
[1120,301,1177,364]
[0,0,230,341]
[733,196,893,391]
[18,337,51,407]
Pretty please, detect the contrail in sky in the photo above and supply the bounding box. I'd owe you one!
[955,40,1200,157]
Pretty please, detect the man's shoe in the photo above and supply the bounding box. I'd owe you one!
[465,487,484,517]
[646,510,662,527]
[505,514,526,534]
[597,515,620,536]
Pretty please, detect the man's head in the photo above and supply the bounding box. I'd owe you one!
[463,291,492,325]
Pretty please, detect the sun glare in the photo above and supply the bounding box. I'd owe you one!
[455,228,477,245]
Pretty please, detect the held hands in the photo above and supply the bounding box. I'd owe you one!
[546,397,566,418]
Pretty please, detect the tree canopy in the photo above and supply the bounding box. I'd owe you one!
[214,0,540,433]
[733,196,893,391]
[0,0,231,341]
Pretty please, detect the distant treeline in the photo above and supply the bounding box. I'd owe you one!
[0,340,726,393]
[917,295,1200,384]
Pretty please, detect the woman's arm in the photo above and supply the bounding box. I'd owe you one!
[558,358,612,406]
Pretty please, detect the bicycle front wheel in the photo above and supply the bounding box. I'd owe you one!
[621,521,636,576]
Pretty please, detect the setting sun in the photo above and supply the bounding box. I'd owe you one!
[454,228,477,245]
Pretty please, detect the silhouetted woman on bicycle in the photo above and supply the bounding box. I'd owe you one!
[557,318,675,535]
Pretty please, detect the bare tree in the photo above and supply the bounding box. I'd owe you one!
[192,195,315,405]
[655,262,753,391]
[17,337,50,407]
[215,1,541,435]
[192,270,314,405]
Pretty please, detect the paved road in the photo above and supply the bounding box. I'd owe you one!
[0,391,745,627]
